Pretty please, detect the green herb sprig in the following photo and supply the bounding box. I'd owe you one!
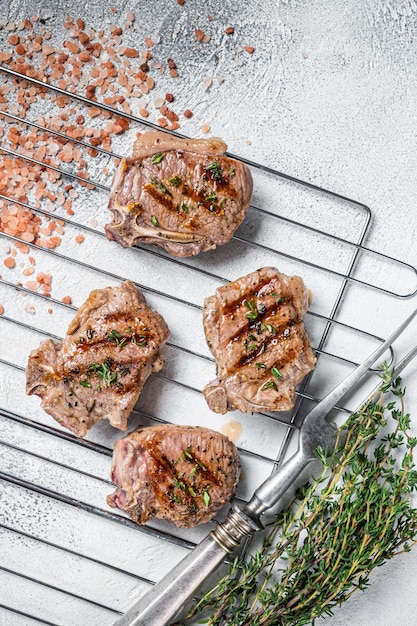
[88,359,118,388]
[205,161,223,181]
[107,329,127,348]
[244,299,258,320]
[151,152,165,164]
[185,364,417,625]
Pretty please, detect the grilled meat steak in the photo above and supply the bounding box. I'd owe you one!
[26,280,170,437]
[107,424,240,528]
[202,267,317,414]
[105,131,253,257]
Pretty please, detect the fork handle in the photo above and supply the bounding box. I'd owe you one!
[113,507,260,626]
[114,534,227,626]
[244,447,309,518]
[114,449,309,626]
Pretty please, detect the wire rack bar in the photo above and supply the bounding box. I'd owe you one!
[0,471,195,550]
[0,604,59,626]
[0,60,412,626]
[0,522,154,585]
[0,65,380,208]
[1,147,415,298]
[1,65,416,298]
[0,565,121,615]
[0,280,389,420]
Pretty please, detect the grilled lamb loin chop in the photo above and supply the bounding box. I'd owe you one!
[107,424,240,528]
[105,131,253,257]
[202,267,317,414]
[26,280,170,437]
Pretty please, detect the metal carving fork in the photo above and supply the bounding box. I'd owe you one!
[114,307,417,626]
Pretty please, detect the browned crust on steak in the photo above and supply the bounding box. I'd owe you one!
[107,424,240,528]
[26,280,170,437]
[202,267,317,414]
[105,131,253,257]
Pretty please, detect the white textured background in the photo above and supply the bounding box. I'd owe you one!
[1,0,417,625]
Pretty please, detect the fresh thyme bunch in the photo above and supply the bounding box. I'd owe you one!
[185,364,417,626]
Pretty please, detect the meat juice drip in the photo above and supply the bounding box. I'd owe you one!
[219,419,243,443]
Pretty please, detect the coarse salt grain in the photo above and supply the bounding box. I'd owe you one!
[124,47,139,58]
[0,10,206,313]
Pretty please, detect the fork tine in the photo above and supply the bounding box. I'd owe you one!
[304,306,417,423]
[391,342,417,378]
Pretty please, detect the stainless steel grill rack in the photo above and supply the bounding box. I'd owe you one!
[1,64,417,625]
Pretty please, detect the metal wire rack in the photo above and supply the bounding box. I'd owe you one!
[1,64,417,625]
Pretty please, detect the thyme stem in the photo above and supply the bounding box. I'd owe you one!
[184,364,417,626]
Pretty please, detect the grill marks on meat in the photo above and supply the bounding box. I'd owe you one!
[202,267,317,414]
[26,280,170,437]
[105,131,253,257]
[107,424,240,528]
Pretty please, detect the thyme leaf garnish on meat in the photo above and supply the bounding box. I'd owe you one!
[195,458,206,470]
[168,174,182,186]
[107,329,128,348]
[150,178,171,195]
[205,161,223,181]
[80,380,91,388]
[261,380,278,391]
[182,445,193,461]
[131,333,148,346]
[228,166,235,177]
[255,362,266,369]
[262,323,277,335]
[151,152,165,164]
[205,191,217,202]
[271,366,282,380]
[244,299,258,320]
[151,215,159,227]
[88,359,118,388]
[185,364,417,626]
[271,292,287,305]
[173,477,186,491]
[244,299,269,322]
[202,489,211,507]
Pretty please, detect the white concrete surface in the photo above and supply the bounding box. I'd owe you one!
[1,1,417,624]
